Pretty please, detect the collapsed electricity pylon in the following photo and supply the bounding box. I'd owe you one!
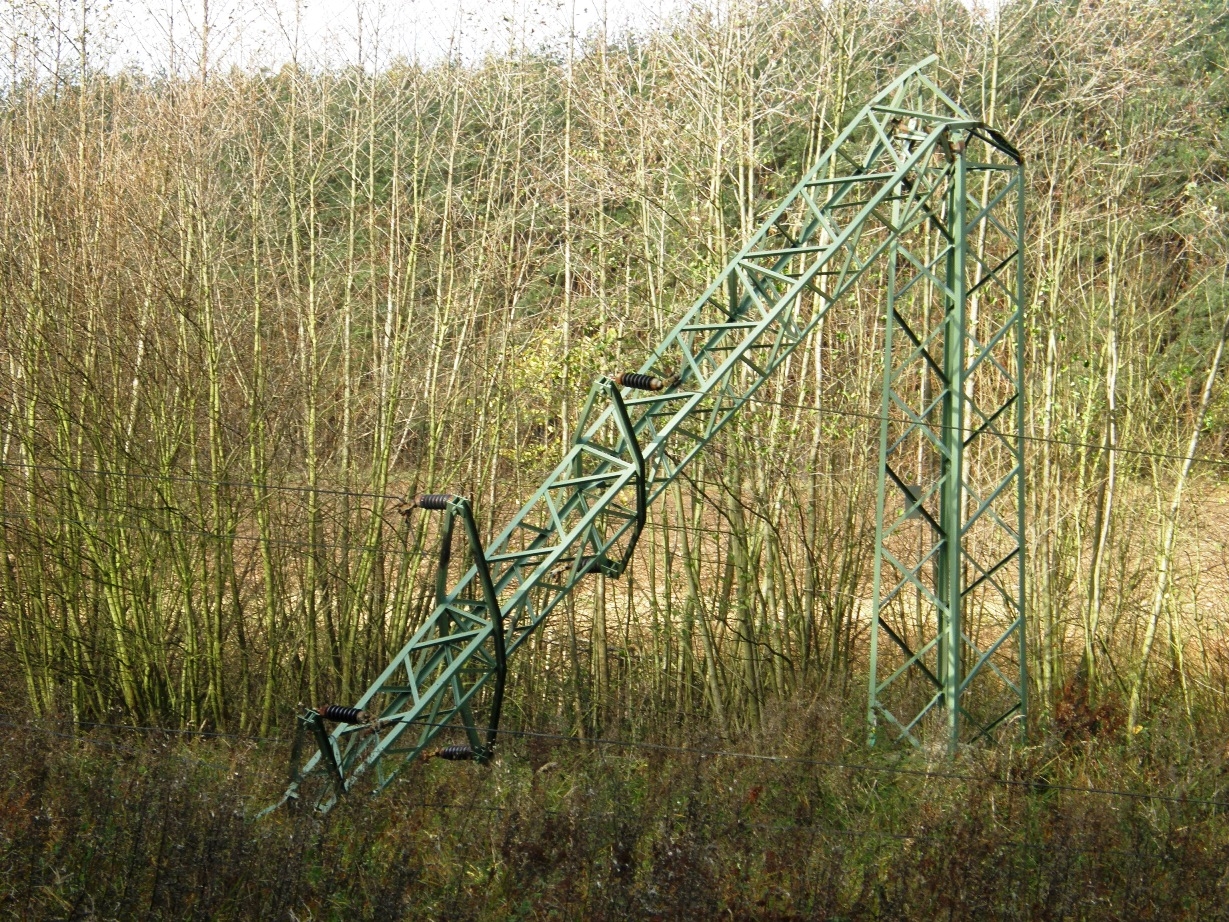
[267,55,1026,815]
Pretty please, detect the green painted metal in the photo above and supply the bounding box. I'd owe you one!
[867,98,1027,751]
[418,493,507,760]
[268,56,1025,813]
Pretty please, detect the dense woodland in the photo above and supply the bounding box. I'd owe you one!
[2,0,1229,917]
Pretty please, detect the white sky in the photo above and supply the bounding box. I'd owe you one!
[96,0,694,73]
[8,0,996,80]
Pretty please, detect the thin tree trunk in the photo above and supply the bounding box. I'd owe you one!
[1128,291,1229,734]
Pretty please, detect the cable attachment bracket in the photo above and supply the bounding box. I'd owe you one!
[602,376,648,575]
[569,372,650,578]
[413,493,506,763]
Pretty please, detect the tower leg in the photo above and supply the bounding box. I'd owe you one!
[871,125,1026,749]
[940,135,968,751]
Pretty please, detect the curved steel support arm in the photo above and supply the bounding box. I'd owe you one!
[418,495,506,760]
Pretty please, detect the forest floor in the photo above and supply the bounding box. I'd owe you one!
[1,692,1227,921]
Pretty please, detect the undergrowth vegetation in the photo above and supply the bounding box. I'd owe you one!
[2,693,1227,920]
[3,0,1228,742]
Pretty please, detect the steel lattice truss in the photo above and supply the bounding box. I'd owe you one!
[866,71,1026,750]
[270,56,1025,814]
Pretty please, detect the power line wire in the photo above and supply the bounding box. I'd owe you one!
[380,716,1229,811]
[740,394,1229,469]
[12,713,1225,812]
[0,456,399,501]
[5,718,1198,867]
[2,389,1227,509]
[0,509,399,554]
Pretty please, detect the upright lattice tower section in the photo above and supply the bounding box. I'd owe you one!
[865,67,1026,750]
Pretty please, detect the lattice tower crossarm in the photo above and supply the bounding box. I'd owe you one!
[265,56,1026,815]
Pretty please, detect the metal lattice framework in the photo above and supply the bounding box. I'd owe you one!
[867,73,1026,751]
[268,56,1025,814]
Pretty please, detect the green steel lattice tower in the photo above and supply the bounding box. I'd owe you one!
[866,73,1027,750]
[268,56,1026,814]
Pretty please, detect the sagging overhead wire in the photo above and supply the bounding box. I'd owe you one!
[4,715,1201,864]
[6,713,1226,813]
[2,391,1227,512]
